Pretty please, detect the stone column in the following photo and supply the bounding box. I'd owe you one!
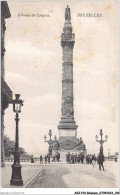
[58,6,78,137]
[62,38,74,121]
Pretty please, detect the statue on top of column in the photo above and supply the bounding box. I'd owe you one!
[65,5,71,21]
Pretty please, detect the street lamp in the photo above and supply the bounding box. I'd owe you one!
[44,129,57,156]
[10,94,24,186]
[95,129,108,153]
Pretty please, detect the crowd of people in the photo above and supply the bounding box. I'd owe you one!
[66,152,105,170]
[31,152,105,171]
[66,153,85,164]
[39,154,51,164]
[52,152,60,162]
[39,153,61,164]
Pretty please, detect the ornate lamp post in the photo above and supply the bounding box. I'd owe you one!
[44,129,57,156]
[95,129,108,153]
[10,94,24,186]
[54,135,57,141]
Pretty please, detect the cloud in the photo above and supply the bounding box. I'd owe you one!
[75,98,108,118]
[5,72,30,95]
[6,72,29,83]
[21,93,61,126]
[6,41,54,57]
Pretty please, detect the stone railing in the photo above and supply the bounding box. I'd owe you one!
[104,156,118,162]
[5,157,31,162]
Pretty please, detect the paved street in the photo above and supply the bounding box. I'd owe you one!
[28,161,119,188]
[1,161,119,188]
[62,162,119,188]
[1,163,42,188]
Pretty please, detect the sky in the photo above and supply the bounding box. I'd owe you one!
[4,1,119,157]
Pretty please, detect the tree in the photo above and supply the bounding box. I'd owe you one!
[4,135,30,157]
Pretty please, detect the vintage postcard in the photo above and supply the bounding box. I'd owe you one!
[1,0,119,194]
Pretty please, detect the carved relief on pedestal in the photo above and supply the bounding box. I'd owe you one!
[53,141,60,150]
[75,138,86,150]
[61,139,76,150]
[62,96,74,117]
[59,137,76,150]
[59,136,86,150]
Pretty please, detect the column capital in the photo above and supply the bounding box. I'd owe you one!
[61,33,75,48]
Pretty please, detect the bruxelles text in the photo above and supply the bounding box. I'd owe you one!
[77,13,103,17]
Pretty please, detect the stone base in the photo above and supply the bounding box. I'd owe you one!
[10,164,23,186]
[59,129,76,137]
[53,148,87,162]
[58,117,78,130]
[58,117,78,139]
[52,135,87,162]
[10,178,23,186]
[52,134,87,162]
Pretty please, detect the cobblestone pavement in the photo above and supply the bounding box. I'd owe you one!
[1,161,118,188]
[29,165,70,188]
[1,164,42,188]
[62,161,119,188]
[29,161,119,188]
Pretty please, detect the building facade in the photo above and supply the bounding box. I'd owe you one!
[1,1,13,167]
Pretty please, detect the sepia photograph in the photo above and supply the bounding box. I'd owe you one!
[1,0,119,193]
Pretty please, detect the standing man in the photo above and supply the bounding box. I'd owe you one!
[87,155,90,164]
[31,155,34,163]
[81,154,84,164]
[48,154,50,164]
[89,155,92,164]
[58,152,60,162]
[40,155,43,164]
[45,155,47,164]
[71,153,74,164]
[67,152,70,164]
[69,153,71,164]
[77,154,80,163]
[92,154,96,168]
[98,152,104,170]
[66,153,68,163]
[75,154,77,163]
